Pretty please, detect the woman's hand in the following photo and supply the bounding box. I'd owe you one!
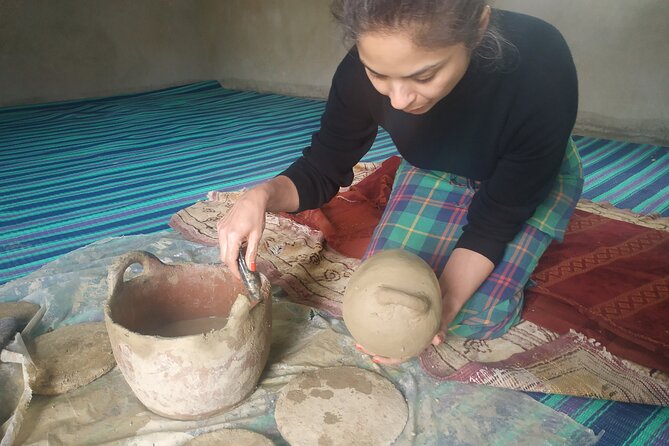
[430,247,495,346]
[217,175,300,279]
[354,343,407,365]
[217,187,268,280]
[430,301,458,347]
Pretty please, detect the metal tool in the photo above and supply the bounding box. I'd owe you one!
[237,245,263,302]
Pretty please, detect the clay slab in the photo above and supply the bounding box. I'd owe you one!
[186,428,274,445]
[275,366,408,446]
[27,322,116,395]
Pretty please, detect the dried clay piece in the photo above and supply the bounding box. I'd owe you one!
[343,249,442,359]
[0,301,40,328]
[27,322,116,395]
[186,428,274,445]
[275,366,408,446]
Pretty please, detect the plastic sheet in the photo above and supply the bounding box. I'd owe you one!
[0,230,600,445]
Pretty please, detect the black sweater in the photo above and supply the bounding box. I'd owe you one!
[281,10,578,266]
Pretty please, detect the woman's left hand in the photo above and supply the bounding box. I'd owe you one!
[430,303,458,347]
[354,343,407,365]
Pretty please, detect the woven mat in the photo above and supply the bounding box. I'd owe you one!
[523,205,669,372]
[169,166,669,406]
[437,330,669,405]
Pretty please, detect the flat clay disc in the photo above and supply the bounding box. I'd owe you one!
[186,429,274,445]
[0,301,40,327]
[275,366,408,446]
[28,322,116,395]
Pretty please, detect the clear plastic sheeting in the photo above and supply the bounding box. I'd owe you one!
[0,230,600,445]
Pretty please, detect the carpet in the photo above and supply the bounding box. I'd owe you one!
[0,81,399,285]
[169,178,669,406]
[575,135,669,216]
[531,392,669,446]
[522,207,669,373]
[3,83,668,288]
[431,330,669,405]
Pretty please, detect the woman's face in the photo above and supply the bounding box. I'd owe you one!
[357,31,471,115]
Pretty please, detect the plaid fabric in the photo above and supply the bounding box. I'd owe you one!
[528,138,584,241]
[364,140,583,339]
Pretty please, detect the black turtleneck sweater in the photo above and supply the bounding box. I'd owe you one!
[280,10,578,266]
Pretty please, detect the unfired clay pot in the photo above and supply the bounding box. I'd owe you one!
[343,249,442,359]
[104,251,271,420]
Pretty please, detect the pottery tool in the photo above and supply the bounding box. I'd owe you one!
[237,245,263,302]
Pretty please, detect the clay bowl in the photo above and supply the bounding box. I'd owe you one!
[104,250,271,420]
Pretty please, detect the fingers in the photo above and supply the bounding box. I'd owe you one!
[355,343,375,356]
[216,219,239,280]
[355,344,405,365]
[216,189,267,279]
[246,232,260,272]
[431,330,446,346]
[372,356,404,365]
[225,236,243,281]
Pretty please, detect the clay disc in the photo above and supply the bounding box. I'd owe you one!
[275,366,408,446]
[0,301,40,327]
[186,429,274,445]
[28,322,116,395]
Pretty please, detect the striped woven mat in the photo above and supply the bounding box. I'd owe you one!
[576,135,669,216]
[2,81,668,445]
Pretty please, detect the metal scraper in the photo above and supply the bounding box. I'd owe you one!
[237,245,263,302]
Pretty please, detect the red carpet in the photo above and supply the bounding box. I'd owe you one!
[522,209,669,372]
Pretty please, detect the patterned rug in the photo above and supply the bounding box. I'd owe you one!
[523,207,669,373]
[169,173,669,406]
[433,330,669,405]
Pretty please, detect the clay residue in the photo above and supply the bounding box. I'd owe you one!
[285,389,306,403]
[323,368,373,395]
[318,434,334,446]
[144,316,229,338]
[0,301,40,327]
[28,322,116,395]
[310,389,334,399]
[297,374,321,390]
[323,411,341,424]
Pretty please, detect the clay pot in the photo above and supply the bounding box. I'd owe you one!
[343,249,442,359]
[104,251,271,420]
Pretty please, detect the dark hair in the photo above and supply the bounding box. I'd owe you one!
[331,0,513,67]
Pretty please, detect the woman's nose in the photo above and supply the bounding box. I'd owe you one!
[388,83,415,111]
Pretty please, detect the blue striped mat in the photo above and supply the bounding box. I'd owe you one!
[575,135,669,216]
[529,393,669,446]
[2,80,668,284]
[1,81,668,445]
[2,81,667,285]
[0,81,398,284]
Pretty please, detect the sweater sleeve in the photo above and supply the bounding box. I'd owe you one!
[280,51,378,212]
[455,27,578,265]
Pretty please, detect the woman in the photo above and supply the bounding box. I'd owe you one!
[217,0,582,363]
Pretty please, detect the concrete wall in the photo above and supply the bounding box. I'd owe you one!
[215,0,669,144]
[0,0,217,106]
[1,0,667,144]
[203,0,344,100]
[495,0,669,144]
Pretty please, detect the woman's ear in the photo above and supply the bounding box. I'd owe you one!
[479,5,491,33]
[477,5,492,44]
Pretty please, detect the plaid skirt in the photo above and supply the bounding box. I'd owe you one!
[363,139,583,339]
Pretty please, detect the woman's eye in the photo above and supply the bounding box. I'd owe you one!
[414,75,435,84]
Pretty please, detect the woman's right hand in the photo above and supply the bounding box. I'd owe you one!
[217,187,269,280]
[217,175,300,280]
